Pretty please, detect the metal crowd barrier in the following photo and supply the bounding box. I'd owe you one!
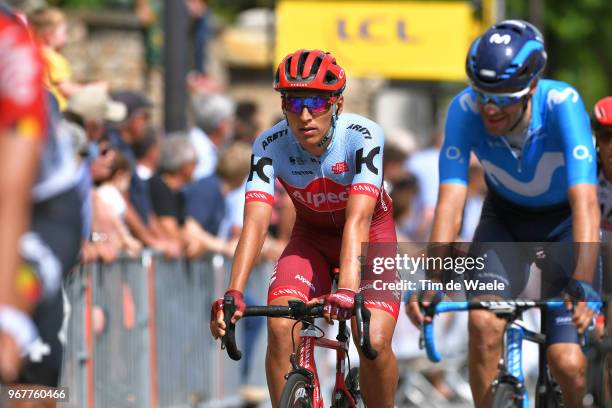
[61,251,272,408]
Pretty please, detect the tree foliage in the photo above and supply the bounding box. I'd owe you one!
[507,0,612,108]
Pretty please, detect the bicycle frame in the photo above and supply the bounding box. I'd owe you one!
[293,318,356,407]
[422,300,566,407]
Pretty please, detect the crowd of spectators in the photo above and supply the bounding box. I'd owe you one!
[13,2,489,267]
[1,1,490,401]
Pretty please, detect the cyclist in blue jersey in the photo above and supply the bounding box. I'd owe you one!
[406,20,601,408]
[210,49,399,407]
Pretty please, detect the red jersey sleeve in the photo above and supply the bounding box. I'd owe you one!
[0,13,46,139]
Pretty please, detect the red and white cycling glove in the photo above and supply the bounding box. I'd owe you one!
[323,288,356,320]
[210,290,246,324]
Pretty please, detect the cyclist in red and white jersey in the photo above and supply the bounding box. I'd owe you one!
[593,97,612,242]
[0,2,46,382]
[593,97,612,335]
[210,49,399,407]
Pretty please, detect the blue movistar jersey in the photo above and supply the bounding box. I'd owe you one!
[440,79,597,208]
[245,113,392,233]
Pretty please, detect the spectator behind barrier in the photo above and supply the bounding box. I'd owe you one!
[389,174,419,242]
[216,142,284,260]
[189,92,235,180]
[132,126,161,182]
[151,135,234,258]
[95,150,143,256]
[106,90,179,256]
[404,126,444,241]
[234,100,263,144]
[383,144,410,193]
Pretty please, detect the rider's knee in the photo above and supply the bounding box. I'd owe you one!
[368,331,393,357]
[267,317,294,352]
[468,310,504,347]
[548,345,585,387]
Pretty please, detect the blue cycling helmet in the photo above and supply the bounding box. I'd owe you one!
[466,20,547,93]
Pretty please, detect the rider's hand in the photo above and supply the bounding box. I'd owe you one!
[0,307,38,382]
[565,280,602,334]
[322,288,356,322]
[405,291,435,328]
[209,290,245,339]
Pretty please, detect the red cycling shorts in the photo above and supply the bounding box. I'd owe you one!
[268,214,400,320]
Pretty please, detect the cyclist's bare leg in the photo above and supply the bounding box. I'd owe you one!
[468,309,506,408]
[547,343,586,408]
[352,308,398,408]
[265,296,303,408]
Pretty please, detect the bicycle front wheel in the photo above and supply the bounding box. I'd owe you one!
[280,372,314,408]
[585,349,612,407]
[492,382,521,408]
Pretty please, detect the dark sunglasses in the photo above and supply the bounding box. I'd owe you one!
[282,95,338,114]
[474,86,531,108]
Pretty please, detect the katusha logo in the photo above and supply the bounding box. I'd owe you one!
[284,178,350,212]
[331,161,349,174]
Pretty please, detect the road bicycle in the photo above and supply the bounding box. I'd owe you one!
[221,293,377,407]
[584,297,612,407]
[421,295,568,407]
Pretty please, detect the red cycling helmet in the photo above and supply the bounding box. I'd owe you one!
[593,96,612,129]
[274,49,346,95]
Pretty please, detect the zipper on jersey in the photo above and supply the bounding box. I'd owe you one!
[500,136,522,173]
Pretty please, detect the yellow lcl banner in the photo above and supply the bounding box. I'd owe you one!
[276,1,479,81]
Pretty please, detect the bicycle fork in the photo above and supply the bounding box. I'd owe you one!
[290,322,324,408]
[495,325,530,408]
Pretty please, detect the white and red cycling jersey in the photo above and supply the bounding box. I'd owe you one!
[599,168,612,242]
[246,113,400,319]
[246,112,392,233]
[0,6,46,140]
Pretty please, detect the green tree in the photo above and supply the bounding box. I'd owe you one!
[507,0,612,108]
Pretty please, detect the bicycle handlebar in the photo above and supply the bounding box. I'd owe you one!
[222,295,242,361]
[355,293,378,360]
[221,294,377,361]
[421,297,567,363]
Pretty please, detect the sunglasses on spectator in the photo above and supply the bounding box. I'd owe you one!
[474,86,531,108]
[282,95,338,114]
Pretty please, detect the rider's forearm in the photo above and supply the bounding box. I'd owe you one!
[429,184,466,243]
[568,184,600,284]
[427,185,466,282]
[227,207,270,292]
[124,203,158,246]
[0,135,41,312]
[338,213,370,292]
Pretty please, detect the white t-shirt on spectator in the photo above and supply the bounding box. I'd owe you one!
[189,126,218,181]
[97,184,127,219]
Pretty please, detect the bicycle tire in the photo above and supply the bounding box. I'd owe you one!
[280,372,314,408]
[585,349,612,407]
[492,382,521,408]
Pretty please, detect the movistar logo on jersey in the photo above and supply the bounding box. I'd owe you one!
[481,152,564,197]
[546,87,578,111]
[489,33,511,45]
[459,93,478,113]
